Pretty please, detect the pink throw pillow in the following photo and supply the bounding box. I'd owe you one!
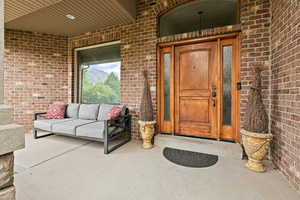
[106,107,122,126]
[44,104,66,119]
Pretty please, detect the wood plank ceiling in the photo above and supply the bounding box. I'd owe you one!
[5,0,136,36]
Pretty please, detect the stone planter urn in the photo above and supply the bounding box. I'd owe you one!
[241,129,272,172]
[138,120,156,149]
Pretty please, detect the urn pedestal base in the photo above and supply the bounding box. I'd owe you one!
[138,121,156,149]
[245,158,265,172]
[241,129,272,173]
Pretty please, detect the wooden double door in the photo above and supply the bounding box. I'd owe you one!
[158,34,240,141]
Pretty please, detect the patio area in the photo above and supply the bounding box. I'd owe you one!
[0,0,299,199]
[14,134,300,200]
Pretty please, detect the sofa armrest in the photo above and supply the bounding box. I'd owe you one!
[33,112,47,120]
[107,114,131,128]
[103,113,132,154]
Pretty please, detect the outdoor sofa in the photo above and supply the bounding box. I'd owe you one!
[33,103,131,154]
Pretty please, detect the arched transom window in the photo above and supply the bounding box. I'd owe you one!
[159,0,239,37]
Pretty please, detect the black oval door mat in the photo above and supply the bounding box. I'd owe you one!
[163,147,218,168]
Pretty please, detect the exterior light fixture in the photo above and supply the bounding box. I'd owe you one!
[66,14,76,20]
[198,11,203,31]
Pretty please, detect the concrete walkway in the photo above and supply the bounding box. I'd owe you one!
[14,134,300,200]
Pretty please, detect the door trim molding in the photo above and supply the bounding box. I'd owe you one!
[157,33,241,142]
[158,32,240,47]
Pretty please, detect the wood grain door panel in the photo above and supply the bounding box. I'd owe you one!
[179,97,210,123]
[179,50,209,91]
[175,42,218,138]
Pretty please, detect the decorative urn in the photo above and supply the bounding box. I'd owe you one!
[241,130,272,172]
[138,120,156,149]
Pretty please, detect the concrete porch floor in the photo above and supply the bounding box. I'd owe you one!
[14,134,300,200]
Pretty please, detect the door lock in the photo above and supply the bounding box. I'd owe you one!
[211,85,217,97]
[212,99,216,107]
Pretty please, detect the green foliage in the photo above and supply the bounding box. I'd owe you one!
[105,72,120,93]
[82,72,120,104]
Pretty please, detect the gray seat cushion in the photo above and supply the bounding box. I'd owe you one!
[76,121,123,139]
[52,119,96,135]
[78,104,100,120]
[66,104,80,118]
[97,104,125,120]
[34,119,73,132]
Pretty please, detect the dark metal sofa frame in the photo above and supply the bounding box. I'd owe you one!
[33,111,132,154]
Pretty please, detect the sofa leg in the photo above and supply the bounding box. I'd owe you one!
[104,132,131,154]
[33,130,54,139]
[33,130,38,139]
[103,116,132,154]
[104,123,109,154]
[104,139,109,154]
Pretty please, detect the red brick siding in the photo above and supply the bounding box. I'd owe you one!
[4,30,68,132]
[69,0,244,139]
[3,0,273,141]
[69,2,158,139]
[270,0,300,191]
[240,0,271,128]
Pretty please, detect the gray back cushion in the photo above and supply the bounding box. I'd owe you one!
[78,104,100,120]
[97,104,125,120]
[66,104,80,118]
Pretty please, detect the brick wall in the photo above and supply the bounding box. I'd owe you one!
[240,0,271,127]
[0,0,3,104]
[3,0,272,138]
[68,0,170,139]
[270,0,300,191]
[68,0,158,138]
[3,0,273,140]
[4,30,68,132]
[69,0,261,139]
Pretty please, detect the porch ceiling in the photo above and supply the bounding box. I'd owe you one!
[4,0,136,36]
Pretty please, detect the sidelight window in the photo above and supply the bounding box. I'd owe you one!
[164,53,171,121]
[222,45,233,126]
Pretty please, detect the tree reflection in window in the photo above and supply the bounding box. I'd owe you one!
[81,62,120,104]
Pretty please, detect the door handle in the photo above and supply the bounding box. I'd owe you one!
[211,85,217,107]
